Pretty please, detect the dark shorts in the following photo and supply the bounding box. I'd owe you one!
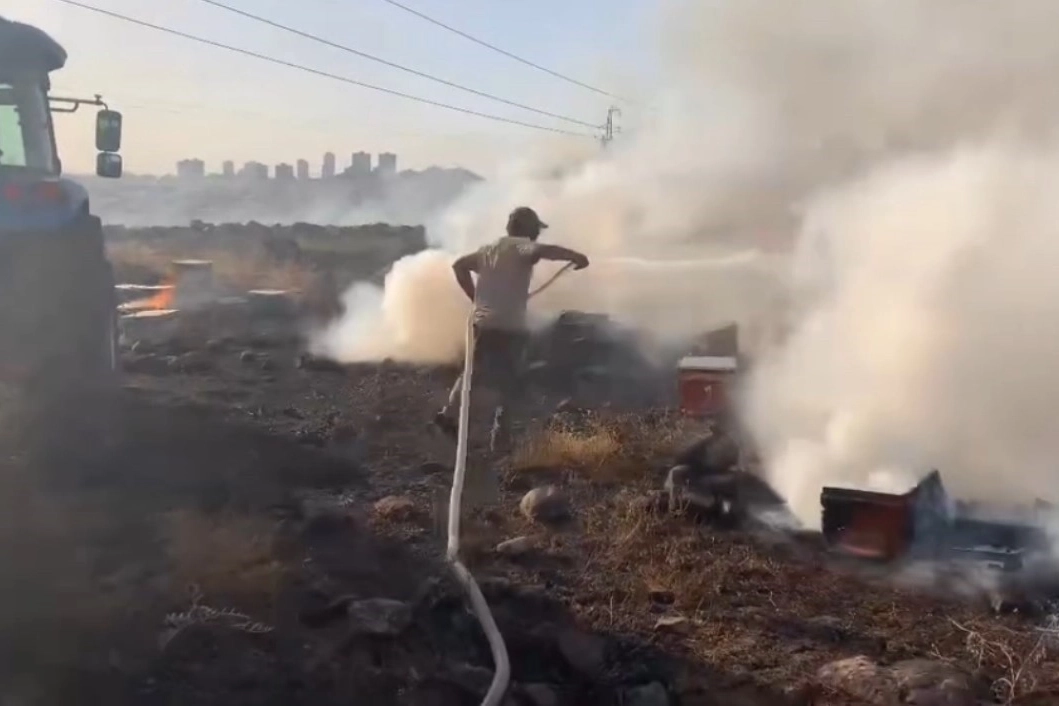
[472,325,528,398]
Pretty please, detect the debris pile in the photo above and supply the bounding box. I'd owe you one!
[526,311,673,409]
[822,470,1058,577]
[662,424,789,528]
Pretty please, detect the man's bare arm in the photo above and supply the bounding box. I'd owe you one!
[534,243,589,269]
[452,252,478,301]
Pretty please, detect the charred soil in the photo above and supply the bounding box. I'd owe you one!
[6,236,1059,704]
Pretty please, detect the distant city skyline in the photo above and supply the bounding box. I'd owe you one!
[173,150,404,179]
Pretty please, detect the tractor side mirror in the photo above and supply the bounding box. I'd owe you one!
[95,109,122,152]
[96,152,123,179]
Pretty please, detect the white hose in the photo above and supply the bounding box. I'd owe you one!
[446,262,576,706]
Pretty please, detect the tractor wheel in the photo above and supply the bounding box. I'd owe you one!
[20,218,121,481]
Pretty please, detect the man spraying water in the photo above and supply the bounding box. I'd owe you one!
[434,206,589,453]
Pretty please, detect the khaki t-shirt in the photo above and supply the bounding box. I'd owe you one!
[470,236,543,330]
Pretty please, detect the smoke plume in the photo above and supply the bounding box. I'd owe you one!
[749,147,1059,523]
[316,0,1059,523]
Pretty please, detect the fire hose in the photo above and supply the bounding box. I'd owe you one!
[446,262,576,706]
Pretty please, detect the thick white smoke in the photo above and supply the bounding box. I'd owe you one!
[315,0,1059,523]
[748,147,1059,523]
[311,249,470,362]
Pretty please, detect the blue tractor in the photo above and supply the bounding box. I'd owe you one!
[0,17,123,449]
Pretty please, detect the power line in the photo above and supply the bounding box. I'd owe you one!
[375,0,631,103]
[50,0,598,139]
[196,0,599,130]
[53,87,506,139]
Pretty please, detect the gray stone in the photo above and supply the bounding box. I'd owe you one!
[373,495,417,521]
[521,683,559,706]
[345,598,412,636]
[420,462,451,476]
[123,353,169,375]
[624,682,669,706]
[520,486,570,525]
[813,660,889,702]
[556,627,605,678]
[653,615,690,633]
[816,657,975,706]
[296,353,345,373]
[890,660,975,706]
[447,663,494,693]
[805,614,846,641]
[172,351,212,373]
[816,656,890,704]
[495,536,537,557]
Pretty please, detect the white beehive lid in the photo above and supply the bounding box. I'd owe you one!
[121,308,178,319]
[677,355,738,372]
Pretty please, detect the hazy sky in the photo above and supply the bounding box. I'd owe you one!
[7,0,656,176]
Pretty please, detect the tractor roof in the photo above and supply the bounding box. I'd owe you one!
[0,17,67,74]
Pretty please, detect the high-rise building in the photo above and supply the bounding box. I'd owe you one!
[322,152,336,179]
[296,159,310,180]
[376,152,397,176]
[239,161,269,179]
[275,163,295,180]
[222,160,235,177]
[176,158,205,178]
[350,151,371,176]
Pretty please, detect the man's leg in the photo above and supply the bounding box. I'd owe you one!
[434,335,473,438]
[489,330,527,453]
[463,329,503,508]
[432,371,461,438]
[434,325,486,438]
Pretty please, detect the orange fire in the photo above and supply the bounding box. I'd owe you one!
[126,280,175,312]
[144,283,175,310]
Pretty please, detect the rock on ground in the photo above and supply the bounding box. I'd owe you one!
[495,535,538,557]
[556,627,606,678]
[520,486,571,525]
[816,656,975,706]
[520,683,559,706]
[817,657,889,703]
[891,659,975,706]
[346,598,413,637]
[624,682,669,706]
[373,495,417,522]
[654,615,691,633]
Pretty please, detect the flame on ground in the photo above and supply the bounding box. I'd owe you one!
[128,282,176,312]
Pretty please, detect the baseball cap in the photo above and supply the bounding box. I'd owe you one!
[508,206,549,230]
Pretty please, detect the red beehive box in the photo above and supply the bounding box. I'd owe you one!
[677,355,738,417]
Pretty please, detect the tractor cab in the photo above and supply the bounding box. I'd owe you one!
[0,17,124,455]
[0,17,123,227]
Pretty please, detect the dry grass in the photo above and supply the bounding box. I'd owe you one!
[938,618,1059,704]
[107,240,313,293]
[501,412,1059,697]
[510,412,698,482]
[562,483,1059,699]
[162,509,283,613]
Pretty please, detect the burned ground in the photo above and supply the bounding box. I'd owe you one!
[104,222,428,294]
[4,231,1059,705]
